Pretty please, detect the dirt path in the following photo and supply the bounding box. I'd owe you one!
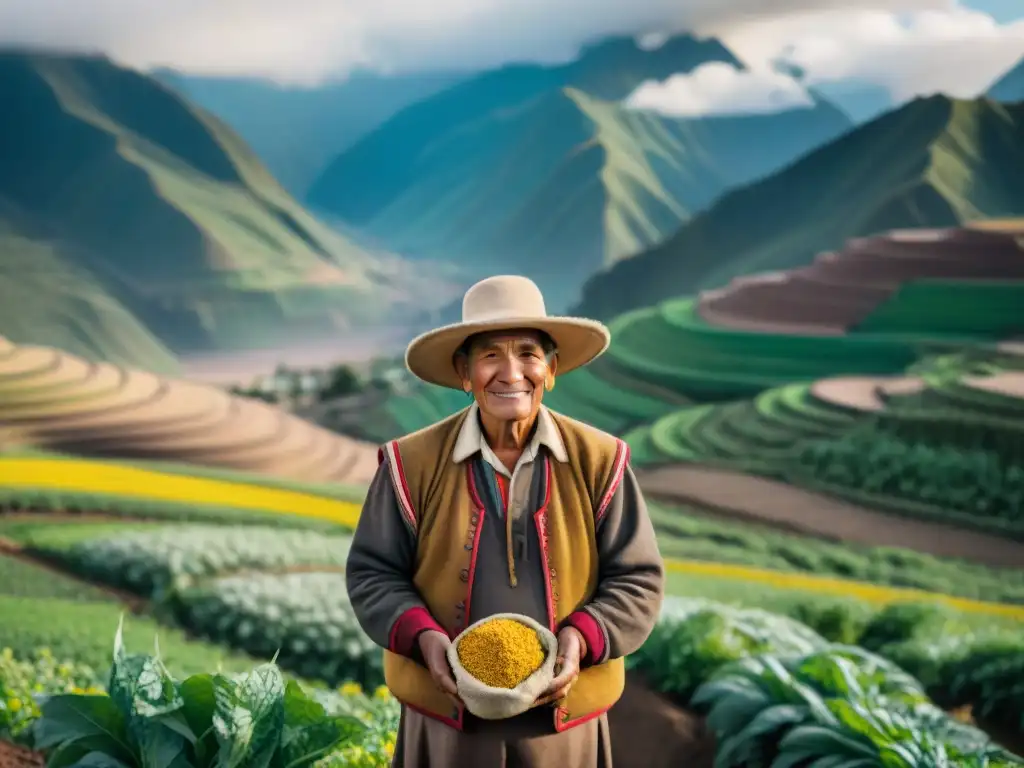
[637,466,1024,570]
[0,536,147,612]
[609,673,715,768]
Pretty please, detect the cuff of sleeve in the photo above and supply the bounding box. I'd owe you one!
[565,610,605,668]
[388,607,445,658]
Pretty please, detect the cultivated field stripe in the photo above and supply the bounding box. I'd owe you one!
[663,558,1024,621]
[0,457,361,526]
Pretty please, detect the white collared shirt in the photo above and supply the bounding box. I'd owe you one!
[452,402,568,520]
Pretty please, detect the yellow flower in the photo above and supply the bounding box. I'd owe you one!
[339,682,362,696]
[373,686,391,701]
[384,741,395,758]
[6,697,22,712]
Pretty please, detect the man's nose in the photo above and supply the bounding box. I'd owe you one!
[498,355,525,381]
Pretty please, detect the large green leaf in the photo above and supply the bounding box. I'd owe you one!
[714,703,807,767]
[273,682,366,768]
[67,754,134,768]
[779,724,878,760]
[180,675,218,768]
[212,665,285,768]
[34,695,130,753]
[45,734,135,768]
[108,626,188,768]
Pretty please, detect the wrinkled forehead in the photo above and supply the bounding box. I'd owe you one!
[466,328,547,353]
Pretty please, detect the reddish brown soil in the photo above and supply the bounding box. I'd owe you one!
[637,466,1024,570]
[609,673,715,768]
[0,741,43,768]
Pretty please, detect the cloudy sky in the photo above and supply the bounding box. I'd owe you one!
[0,0,1021,116]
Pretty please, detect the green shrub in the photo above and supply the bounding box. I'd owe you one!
[28,620,368,768]
[857,601,961,652]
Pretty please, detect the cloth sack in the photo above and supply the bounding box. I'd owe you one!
[447,612,558,720]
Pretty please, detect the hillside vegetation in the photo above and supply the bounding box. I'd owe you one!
[574,95,1024,321]
[340,222,1024,443]
[157,68,462,194]
[308,36,851,310]
[0,52,456,370]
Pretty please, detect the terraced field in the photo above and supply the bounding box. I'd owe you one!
[0,335,379,484]
[2,493,1023,766]
[343,224,1024,444]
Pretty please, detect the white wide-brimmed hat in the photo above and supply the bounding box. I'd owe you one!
[405,275,611,389]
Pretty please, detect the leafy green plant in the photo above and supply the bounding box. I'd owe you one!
[30,619,366,768]
[174,572,381,688]
[629,597,826,700]
[781,600,871,644]
[692,646,1022,768]
[856,601,960,652]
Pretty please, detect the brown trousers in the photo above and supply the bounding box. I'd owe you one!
[392,706,613,768]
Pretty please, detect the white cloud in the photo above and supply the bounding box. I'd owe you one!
[626,62,814,117]
[0,0,954,85]
[721,5,1024,101]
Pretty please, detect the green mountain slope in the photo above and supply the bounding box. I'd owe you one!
[574,96,1024,321]
[988,56,1024,102]
[308,35,851,310]
[156,69,463,194]
[0,51,455,368]
[0,208,179,373]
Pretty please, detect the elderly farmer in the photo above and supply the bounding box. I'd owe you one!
[346,275,665,767]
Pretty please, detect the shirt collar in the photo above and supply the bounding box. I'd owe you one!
[452,401,568,465]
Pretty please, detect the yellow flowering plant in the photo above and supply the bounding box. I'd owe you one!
[312,684,400,768]
[0,646,103,743]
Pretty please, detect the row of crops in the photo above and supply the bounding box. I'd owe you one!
[3,596,1022,767]
[790,429,1024,537]
[625,359,1024,536]
[15,523,1024,738]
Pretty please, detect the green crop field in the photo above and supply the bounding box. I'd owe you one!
[2,481,1023,765]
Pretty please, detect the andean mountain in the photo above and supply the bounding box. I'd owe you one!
[988,55,1024,102]
[156,69,463,194]
[573,95,1024,320]
[0,51,459,374]
[307,35,853,311]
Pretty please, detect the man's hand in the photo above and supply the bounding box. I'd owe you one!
[534,626,586,707]
[418,630,462,707]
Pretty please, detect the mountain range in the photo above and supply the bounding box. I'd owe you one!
[988,56,1024,102]
[156,69,462,194]
[573,94,1024,320]
[306,35,853,311]
[0,51,460,373]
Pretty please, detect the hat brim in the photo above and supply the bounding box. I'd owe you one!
[405,316,611,389]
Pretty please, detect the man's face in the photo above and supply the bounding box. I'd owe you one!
[459,330,556,422]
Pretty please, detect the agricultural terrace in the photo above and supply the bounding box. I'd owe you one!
[2,497,1023,766]
[344,225,1024,444]
[629,351,1024,559]
[0,336,379,484]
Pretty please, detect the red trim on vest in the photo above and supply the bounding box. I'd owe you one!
[532,459,556,634]
[464,465,487,634]
[564,610,605,668]
[555,706,610,733]
[384,441,417,531]
[377,447,384,466]
[406,702,463,730]
[595,439,629,523]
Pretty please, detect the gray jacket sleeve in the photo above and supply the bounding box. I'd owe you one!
[345,458,441,655]
[578,464,665,663]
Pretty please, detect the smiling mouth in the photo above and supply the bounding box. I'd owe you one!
[488,390,530,399]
